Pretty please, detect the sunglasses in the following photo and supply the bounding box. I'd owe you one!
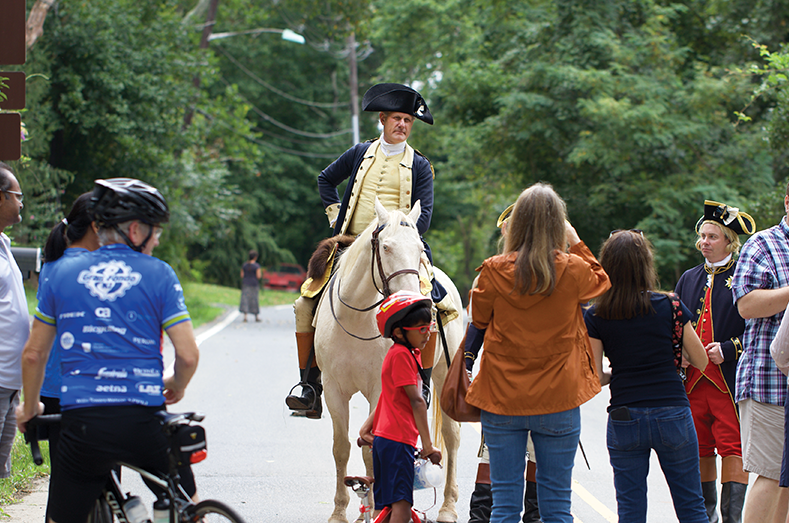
[402,321,435,335]
[609,229,644,238]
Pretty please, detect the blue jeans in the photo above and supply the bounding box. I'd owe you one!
[481,408,580,523]
[607,406,707,523]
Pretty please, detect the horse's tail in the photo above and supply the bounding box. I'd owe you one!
[306,234,356,281]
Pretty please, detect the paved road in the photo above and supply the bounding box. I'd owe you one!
[12,304,747,522]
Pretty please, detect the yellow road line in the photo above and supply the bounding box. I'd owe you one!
[572,480,618,522]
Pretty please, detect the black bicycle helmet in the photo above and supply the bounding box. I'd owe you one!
[91,178,169,227]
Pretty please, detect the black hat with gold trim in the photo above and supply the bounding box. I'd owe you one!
[497,203,515,228]
[362,83,433,125]
[696,200,756,235]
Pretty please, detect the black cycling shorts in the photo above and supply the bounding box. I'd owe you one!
[48,405,196,523]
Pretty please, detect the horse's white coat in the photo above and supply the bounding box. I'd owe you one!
[314,199,463,523]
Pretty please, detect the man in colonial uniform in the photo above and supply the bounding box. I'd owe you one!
[675,200,756,523]
[286,83,444,418]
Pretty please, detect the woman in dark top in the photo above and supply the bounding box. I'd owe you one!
[239,250,262,322]
[583,230,709,523]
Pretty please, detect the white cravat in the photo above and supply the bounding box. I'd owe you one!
[704,253,732,267]
[380,134,406,157]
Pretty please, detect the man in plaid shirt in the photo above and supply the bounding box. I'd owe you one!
[732,184,789,523]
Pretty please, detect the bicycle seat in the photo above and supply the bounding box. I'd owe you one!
[344,476,374,488]
[155,411,205,427]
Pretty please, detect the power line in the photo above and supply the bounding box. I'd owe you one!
[199,110,344,159]
[215,45,349,109]
[219,76,352,139]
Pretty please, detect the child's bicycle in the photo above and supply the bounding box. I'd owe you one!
[344,438,441,523]
[25,411,247,523]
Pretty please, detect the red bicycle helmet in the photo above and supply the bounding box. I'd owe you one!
[377,290,432,338]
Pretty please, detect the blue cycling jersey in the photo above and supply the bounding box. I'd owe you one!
[37,247,91,399]
[35,243,190,410]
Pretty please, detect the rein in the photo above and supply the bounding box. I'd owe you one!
[329,222,420,341]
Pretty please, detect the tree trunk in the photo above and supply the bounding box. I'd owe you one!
[26,0,54,50]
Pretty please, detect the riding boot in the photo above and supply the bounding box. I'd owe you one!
[285,332,323,419]
[720,482,746,523]
[702,481,720,523]
[522,460,541,523]
[469,463,492,523]
[421,335,436,403]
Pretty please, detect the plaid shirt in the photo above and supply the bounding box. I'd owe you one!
[732,217,789,406]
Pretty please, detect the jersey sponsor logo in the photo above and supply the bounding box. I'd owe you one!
[126,311,138,322]
[137,382,162,395]
[82,325,128,335]
[58,311,86,320]
[132,336,156,346]
[95,367,128,380]
[77,260,142,302]
[95,307,111,319]
[82,342,92,353]
[61,332,74,350]
[95,384,127,393]
[133,368,161,377]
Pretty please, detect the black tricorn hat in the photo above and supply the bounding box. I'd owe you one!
[696,200,756,236]
[362,83,433,125]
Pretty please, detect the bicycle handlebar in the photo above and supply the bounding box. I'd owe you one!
[24,414,62,466]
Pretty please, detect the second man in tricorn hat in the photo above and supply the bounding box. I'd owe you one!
[286,83,443,418]
[675,200,756,523]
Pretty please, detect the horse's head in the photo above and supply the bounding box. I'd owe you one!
[370,198,424,295]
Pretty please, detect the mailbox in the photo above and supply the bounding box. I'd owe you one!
[10,246,41,280]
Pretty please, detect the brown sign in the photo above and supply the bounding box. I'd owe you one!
[0,72,25,110]
[0,0,26,65]
[0,113,21,161]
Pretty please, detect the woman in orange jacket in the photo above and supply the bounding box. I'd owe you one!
[466,183,611,523]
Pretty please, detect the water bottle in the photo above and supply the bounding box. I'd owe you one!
[123,495,150,523]
[413,458,444,490]
[153,497,170,523]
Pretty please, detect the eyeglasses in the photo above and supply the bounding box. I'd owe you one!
[402,321,435,335]
[3,190,23,202]
[151,225,164,240]
[609,229,644,238]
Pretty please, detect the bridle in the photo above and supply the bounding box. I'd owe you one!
[329,221,421,341]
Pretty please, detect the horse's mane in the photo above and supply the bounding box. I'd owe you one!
[336,208,413,279]
[306,234,356,281]
[336,219,379,279]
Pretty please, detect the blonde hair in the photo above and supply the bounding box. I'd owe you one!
[695,220,741,256]
[503,183,567,295]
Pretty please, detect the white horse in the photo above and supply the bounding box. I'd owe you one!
[313,199,463,523]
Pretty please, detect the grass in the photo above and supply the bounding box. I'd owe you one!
[24,281,297,329]
[0,433,50,513]
[7,281,295,508]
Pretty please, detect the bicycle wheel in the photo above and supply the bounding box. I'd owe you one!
[86,497,113,523]
[186,499,246,523]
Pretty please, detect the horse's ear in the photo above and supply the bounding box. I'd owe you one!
[408,200,421,224]
[375,197,390,226]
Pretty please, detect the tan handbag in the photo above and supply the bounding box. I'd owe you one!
[440,341,481,422]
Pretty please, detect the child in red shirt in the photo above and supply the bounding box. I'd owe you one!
[360,291,442,523]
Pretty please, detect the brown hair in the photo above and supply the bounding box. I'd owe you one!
[503,183,567,296]
[593,231,658,320]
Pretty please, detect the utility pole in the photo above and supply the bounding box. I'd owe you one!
[348,32,359,145]
[183,0,220,128]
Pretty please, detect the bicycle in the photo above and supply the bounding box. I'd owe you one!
[344,438,441,523]
[25,411,247,523]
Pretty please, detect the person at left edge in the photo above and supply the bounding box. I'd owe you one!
[0,161,28,479]
[16,178,200,523]
[675,200,755,523]
[288,83,453,419]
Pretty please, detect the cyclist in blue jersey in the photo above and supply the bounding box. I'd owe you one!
[16,178,200,523]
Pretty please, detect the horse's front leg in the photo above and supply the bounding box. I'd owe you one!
[433,362,460,523]
[325,378,353,523]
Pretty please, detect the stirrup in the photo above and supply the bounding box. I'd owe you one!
[286,382,320,410]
